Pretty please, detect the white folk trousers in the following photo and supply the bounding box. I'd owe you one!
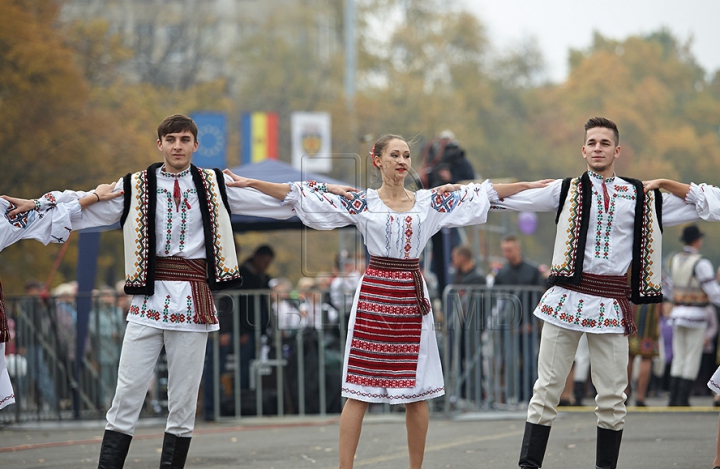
[670,325,705,380]
[106,322,208,437]
[527,322,628,431]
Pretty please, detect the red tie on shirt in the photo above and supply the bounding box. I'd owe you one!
[601,181,610,213]
[173,179,181,212]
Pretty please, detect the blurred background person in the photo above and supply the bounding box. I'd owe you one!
[626,303,662,407]
[422,130,477,307]
[51,282,78,410]
[238,245,275,390]
[667,225,720,406]
[494,235,546,288]
[493,235,546,403]
[329,252,364,319]
[89,285,125,410]
[20,280,57,412]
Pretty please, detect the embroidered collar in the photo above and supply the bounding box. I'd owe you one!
[588,170,615,184]
[160,165,191,179]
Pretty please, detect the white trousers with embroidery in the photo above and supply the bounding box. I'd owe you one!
[670,325,705,380]
[106,322,208,437]
[527,322,628,431]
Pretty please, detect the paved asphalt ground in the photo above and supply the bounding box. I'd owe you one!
[1,396,718,468]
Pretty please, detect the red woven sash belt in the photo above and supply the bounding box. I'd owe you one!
[368,256,431,316]
[560,272,635,335]
[155,257,216,325]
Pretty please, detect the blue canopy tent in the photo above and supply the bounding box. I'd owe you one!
[225,159,358,232]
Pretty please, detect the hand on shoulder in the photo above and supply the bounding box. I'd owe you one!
[0,195,36,216]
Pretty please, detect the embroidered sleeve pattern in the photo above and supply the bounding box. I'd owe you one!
[4,205,35,230]
[297,182,367,214]
[430,189,460,213]
[428,183,492,229]
[287,183,362,230]
[340,191,368,214]
[303,180,328,193]
[35,192,58,212]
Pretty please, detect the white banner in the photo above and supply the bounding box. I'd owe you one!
[291,112,332,173]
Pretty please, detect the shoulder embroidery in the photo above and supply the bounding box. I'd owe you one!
[430,190,460,213]
[340,191,368,214]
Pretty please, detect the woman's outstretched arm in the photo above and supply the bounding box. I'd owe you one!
[223,169,357,200]
[493,180,555,199]
[642,178,690,198]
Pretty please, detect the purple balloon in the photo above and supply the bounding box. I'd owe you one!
[518,211,538,235]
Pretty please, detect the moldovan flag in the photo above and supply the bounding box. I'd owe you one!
[241,112,278,164]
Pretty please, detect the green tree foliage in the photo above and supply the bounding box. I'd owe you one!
[0,0,233,292]
[5,0,720,289]
[529,29,720,265]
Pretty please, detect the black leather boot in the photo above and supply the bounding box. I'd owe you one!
[668,377,680,406]
[595,427,623,469]
[573,381,585,406]
[678,378,694,407]
[518,421,551,468]
[97,430,132,469]
[159,432,192,469]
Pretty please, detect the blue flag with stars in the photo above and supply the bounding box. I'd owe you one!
[190,112,227,168]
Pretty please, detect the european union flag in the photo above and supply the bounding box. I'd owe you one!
[190,112,227,169]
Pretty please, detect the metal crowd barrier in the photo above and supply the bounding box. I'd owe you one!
[204,288,349,420]
[441,284,545,414]
[1,284,546,423]
[1,293,126,423]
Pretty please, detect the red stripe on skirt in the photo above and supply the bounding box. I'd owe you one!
[346,267,423,389]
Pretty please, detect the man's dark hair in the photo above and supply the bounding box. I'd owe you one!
[254,245,275,258]
[453,245,473,260]
[157,114,198,142]
[501,234,519,244]
[584,117,619,146]
[24,280,43,292]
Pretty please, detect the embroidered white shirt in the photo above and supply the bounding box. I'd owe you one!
[0,195,80,250]
[490,172,702,334]
[284,182,496,259]
[61,167,295,333]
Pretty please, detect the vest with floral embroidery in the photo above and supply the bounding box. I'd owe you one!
[120,162,242,296]
[549,172,663,304]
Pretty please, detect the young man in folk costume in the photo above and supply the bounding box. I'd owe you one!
[490,117,707,469]
[0,185,120,412]
[50,114,352,469]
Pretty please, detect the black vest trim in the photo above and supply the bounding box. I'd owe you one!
[549,172,592,287]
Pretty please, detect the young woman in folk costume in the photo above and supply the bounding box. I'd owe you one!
[224,134,549,468]
[0,184,121,411]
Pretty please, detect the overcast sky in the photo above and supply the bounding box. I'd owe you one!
[461,0,720,83]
